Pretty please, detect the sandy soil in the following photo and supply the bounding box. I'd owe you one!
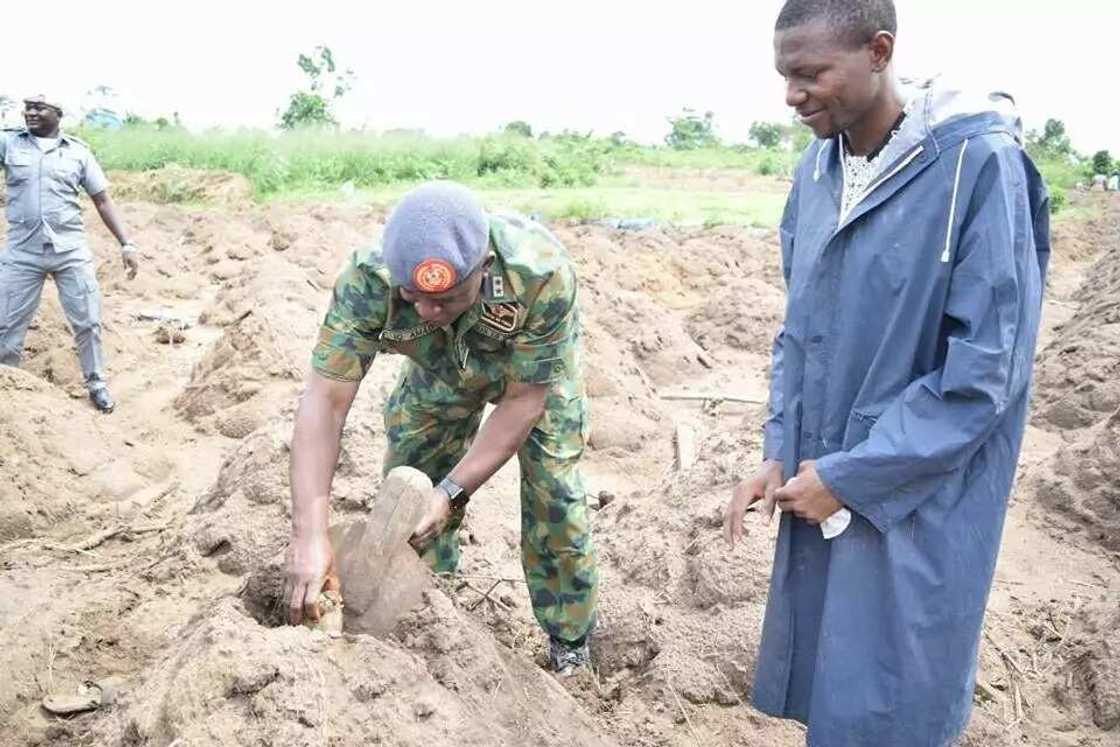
[0,170,1116,746]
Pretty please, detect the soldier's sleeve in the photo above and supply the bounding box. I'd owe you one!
[81,152,110,197]
[506,262,579,385]
[311,252,389,382]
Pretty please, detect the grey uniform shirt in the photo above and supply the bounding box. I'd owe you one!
[1,129,109,256]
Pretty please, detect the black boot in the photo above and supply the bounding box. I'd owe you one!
[89,388,116,414]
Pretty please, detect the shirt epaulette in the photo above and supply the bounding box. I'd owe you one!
[60,133,92,149]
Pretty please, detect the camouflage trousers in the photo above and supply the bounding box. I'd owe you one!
[383,363,598,644]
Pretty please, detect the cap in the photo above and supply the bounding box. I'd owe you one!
[23,94,63,113]
[382,182,489,293]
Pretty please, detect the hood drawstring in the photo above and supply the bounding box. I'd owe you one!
[941,139,971,263]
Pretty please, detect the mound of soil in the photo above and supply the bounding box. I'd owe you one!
[1,187,1117,747]
[92,596,610,747]
[1033,212,1120,433]
[173,313,302,427]
[107,166,254,205]
[1035,407,1120,551]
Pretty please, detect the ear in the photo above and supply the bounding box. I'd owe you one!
[868,31,895,73]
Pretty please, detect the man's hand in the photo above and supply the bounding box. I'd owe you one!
[409,487,452,553]
[121,244,140,280]
[724,459,784,547]
[285,531,340,625]
[774,460,843,525]
[286,372,358,625]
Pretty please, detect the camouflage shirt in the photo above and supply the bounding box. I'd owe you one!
[312,212,583,400]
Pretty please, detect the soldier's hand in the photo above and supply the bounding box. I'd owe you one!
[284,531,340,625]
[723,459,783,548]
[409,488,452,554]
[121,243,140,280]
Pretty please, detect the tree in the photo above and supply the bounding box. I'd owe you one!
[789,118,814,151]
[503,120,533,138]
[279,46,355,130]
[749,121,784,149]
[1091,150,1112,175]
[665,108,719,150]
[280,92,335,129]
[608,131,633,148]
[1037,118,1072,155]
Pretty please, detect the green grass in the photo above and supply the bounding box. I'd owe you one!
[75,125,1098,228]
[77,125,795,193]
[1031,148,1090,216]
[275,180,787,228]
[78,127,622,195]
[1035,154,1084,194]
[613,145,799,175]
[77,125,795,226]
[1051,204,1095,225]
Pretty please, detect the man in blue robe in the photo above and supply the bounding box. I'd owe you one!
[723,1,1050,744]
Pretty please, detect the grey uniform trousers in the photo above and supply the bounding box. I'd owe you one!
[0,245,106,392]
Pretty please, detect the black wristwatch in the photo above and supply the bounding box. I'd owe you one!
[437,476,470,511]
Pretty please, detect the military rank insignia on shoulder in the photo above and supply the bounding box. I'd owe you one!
[480,302,519,333]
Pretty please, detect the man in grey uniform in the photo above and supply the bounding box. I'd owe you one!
[1,95,140,412]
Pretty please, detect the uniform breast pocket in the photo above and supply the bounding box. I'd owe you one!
[52,157,83,189]
[467,331,508,356]
[4,154,33,185]
[380,339,423,358]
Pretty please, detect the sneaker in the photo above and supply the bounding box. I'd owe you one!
[89,388,116,414]
[549,636,591,677]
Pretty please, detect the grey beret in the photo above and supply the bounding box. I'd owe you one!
[382,182,489,293]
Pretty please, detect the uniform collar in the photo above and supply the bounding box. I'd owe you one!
[380,240,522,343]
[15,128,75,149]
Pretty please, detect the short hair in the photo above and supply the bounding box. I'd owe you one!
[775,0,897,48]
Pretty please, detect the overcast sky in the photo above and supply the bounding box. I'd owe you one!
[4,0,1116,152]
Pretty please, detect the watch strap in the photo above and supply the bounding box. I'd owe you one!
[437,476,470,511]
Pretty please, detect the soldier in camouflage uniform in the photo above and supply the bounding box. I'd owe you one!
[285,181,597,674]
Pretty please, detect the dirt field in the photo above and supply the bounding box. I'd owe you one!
[1,171,1117,746]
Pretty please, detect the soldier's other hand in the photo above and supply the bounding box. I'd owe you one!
[121,243,140,280]
[409,488,452,554]
[723,459,783,548]
[284,531,339,626]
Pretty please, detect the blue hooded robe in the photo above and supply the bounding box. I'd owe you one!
[752,79,1051,747]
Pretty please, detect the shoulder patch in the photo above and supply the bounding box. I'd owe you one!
[480,302,520,334]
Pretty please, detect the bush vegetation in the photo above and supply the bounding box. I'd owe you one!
[74,109,1091,217]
